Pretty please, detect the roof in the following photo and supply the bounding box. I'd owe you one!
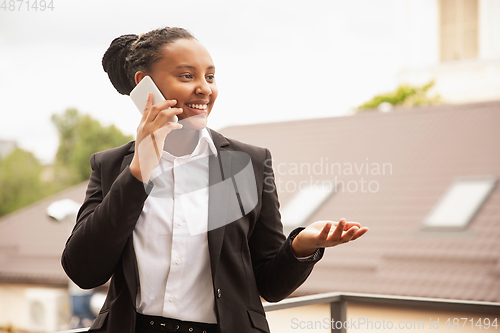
[0,182,87,286]
[218,100,500,302]
[1,100,498,301]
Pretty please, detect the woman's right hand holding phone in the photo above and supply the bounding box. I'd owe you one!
[130,93,183,183]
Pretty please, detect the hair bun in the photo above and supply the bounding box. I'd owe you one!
[102,34,138,95]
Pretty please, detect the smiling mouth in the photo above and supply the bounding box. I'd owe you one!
[186,103,207,110]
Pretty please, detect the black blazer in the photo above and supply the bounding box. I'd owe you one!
[61,128,323,333]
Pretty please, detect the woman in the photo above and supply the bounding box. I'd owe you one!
[61,26,368,333]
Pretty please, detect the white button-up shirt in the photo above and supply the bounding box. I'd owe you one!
[133,128,218,323]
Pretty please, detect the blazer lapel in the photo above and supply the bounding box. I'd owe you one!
[207,129,231,279]
[120,142,135,174]
[118,142,140,305]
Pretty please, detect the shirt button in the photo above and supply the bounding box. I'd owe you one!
[168,296,175,302]
[217,289,221,298]
[175,259,181,265]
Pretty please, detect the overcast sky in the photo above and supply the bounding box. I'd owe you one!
[0,0,399,163]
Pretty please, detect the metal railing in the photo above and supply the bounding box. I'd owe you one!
[57,292,500,333]
[263,292,500,333]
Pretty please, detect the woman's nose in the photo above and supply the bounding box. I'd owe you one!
[196,80,212,95]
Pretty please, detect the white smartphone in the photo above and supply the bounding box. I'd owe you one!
[130,75,178,122]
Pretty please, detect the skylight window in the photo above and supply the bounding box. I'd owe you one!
[280,183,335,227]
[423,177,497,229]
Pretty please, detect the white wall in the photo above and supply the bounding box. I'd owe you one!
[394,0,440,68]
[479,0,500,59]
[0,284,70,332]
[0,284,27,328]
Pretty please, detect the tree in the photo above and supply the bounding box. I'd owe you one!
[51,108,80,166]
[52,109,134,184]
[0,148,47,216]
[357,80,441,112]
[0,109,133,217]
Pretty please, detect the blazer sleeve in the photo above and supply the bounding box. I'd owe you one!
[248,149,324,302]
[61,152,149,289]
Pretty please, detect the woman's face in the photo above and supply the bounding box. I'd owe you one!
[141,38,218,130]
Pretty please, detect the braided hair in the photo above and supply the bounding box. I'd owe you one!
[102,27,195,95]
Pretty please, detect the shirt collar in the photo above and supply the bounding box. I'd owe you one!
[161,127,218,161]
[199,127,218,157]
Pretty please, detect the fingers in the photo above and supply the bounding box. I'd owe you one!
[351,227,369,241]
[304,219,368,249]
[141,93,154,122]
[329,219,346,242]
[141,97,183,134]
[344,221,361,230]
[145,98,180,123]
[340,226,359,243]
[156,108,183,128]
[333,217,360,230]
[318,222,333,241]
[154,122,183,139]
[322,219,368,246]
[332,218,362,233]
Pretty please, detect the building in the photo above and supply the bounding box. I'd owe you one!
[0,182,87,332]
[395,0,500,104]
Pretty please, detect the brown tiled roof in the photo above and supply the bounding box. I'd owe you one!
[0,182,87,286]
[219,100,500,302]
[1,101,498,301]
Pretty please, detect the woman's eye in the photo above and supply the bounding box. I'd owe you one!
[206,74,215,81]
[180,74,193,79]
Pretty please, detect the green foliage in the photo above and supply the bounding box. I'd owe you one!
[51,108,79,166]
[357,81,441,112]
[0,109,132,217]
[0,148,48,216]
[52,109,133,184]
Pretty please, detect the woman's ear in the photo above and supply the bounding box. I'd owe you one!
[134,71,147,85]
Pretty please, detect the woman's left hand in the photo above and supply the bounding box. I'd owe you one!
[291,219,368,258]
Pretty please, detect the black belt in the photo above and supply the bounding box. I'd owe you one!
[136,312,217,333]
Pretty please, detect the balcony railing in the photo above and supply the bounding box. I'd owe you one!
[263,292,500,333]
[56,292,500,333]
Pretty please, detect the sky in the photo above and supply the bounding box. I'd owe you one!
[0,0,400,163]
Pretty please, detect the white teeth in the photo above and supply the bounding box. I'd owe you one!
[188,104,207,110]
